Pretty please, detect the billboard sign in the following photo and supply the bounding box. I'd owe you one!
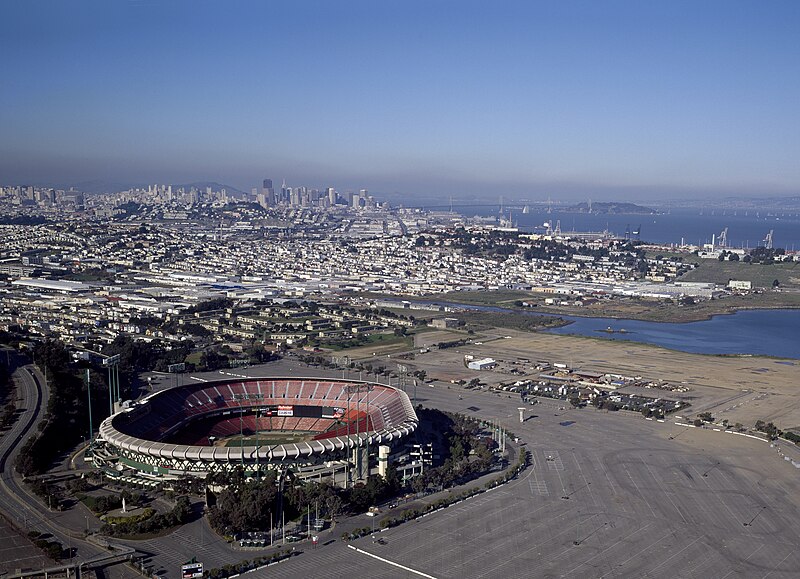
[323,407,345,419]
[181,563,203,579]
[277,405,294,417]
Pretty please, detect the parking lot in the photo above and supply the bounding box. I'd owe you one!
[261,383,800,578]
[123,361,800,579]
[0,514,50,575]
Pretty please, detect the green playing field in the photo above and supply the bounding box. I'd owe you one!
[221,431,316,447]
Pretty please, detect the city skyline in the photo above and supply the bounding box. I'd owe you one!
[2,0,799,200]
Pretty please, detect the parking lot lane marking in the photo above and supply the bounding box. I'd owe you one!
[572,451,597,507]
[621,463,659,519]
[560,519,651,578]
[443,503,584,573]
[598,529,675,579]
[742,543,765,565]
[692,465,753,532]
[589,453,625,512]
[642,535,702,576]
[639,457,688,524]
[760,549,794,579]
[347,544,437,579]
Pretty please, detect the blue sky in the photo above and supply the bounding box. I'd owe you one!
[1,0,799,200]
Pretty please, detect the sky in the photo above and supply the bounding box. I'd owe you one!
[1,0,799,201]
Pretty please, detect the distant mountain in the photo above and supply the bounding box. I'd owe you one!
[730,196,800,210]
[564,201,658,215]
[650,195,800,211]
[70,180,148,194]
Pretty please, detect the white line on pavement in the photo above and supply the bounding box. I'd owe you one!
[347,544,438,578]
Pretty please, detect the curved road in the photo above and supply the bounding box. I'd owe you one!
[0,350,136,578]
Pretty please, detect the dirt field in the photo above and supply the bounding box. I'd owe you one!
[398,328,800,431]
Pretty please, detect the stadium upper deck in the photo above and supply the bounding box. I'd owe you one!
[95,378,417,480]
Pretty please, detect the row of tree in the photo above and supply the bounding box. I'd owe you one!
[206,467,399,536]
[101,496,192,537]
[16,340,104,476]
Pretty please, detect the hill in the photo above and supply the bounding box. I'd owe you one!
[565,201,658,214]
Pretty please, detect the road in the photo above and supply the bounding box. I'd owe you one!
[0,350,137,579]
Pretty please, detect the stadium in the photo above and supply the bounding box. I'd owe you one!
[92,377,418,487]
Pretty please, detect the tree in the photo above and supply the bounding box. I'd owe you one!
[207,473,278,535]
[410,475,426,494]
[450,439,465,462]
[33,340,70,373]
[325,493,344,521]
[772,279,780,288]
[200,350,229,371]
[172,496,192,524]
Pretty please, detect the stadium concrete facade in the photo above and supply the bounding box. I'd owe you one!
[92,377,418,487]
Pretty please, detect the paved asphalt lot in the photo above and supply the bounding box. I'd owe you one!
[105,361,800,578]
[0,513,50,575]
[251,379,800,579]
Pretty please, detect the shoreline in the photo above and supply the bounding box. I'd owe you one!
[537,303,800,324]
[535,328,797,362]
[370,295,799,360]
[405,291,800,324]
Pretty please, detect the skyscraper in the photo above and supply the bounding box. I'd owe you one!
[261,178,275,206]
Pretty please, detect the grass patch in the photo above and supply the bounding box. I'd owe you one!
[449,310,566,332]
[222,431,315,447]
[679,259,800,289]
[323,334,412,351]
[424,289,535,307]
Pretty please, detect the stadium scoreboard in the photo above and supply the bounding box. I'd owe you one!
[181,563,203,579]
[224,403,346,419]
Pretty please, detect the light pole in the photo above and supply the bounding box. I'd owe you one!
[85,369,93,444]
[255,408,260,481]
[346,383,374,483]
[103,355,120,415]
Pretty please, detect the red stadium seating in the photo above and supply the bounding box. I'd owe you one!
[115,379,411,445]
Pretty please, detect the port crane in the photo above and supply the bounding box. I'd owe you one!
[717,227,728,248]
[763,230,774,250]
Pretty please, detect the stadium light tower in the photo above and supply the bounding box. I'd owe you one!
[518,407,526,423]
[102,354,121,415]
[240,408,245,469]
[255,408,261,480]
[85,369,93,444]
[346,383,374,483]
